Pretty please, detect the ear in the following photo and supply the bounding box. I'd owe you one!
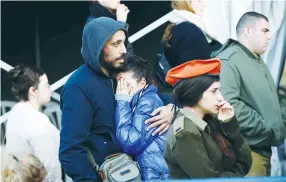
[140,78,147,87]
[28,86,37,97]
[115,74,122,81]
[244,26,252,37]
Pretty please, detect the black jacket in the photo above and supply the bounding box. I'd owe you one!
[165,21,222,67]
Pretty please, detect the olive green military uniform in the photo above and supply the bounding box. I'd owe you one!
[212,39,286,158]
[164,109,252,179]
[212,39,286,176]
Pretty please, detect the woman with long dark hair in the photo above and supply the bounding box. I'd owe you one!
[164,59,252,178]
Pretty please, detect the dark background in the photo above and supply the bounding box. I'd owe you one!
[1,1,172,101]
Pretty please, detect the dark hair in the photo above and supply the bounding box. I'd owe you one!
[173,75,219,108]
[7,65,45,101]
[120,54,152,84]
[236,12,268,36]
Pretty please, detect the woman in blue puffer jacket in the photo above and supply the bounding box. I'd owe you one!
[115,56,170,181]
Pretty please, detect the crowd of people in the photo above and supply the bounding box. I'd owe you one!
[2,0,285,181]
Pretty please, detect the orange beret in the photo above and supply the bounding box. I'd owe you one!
[165,58,221,86]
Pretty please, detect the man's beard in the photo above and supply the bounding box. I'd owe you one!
[100,53,126,76]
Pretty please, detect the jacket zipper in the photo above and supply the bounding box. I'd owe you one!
[111,79,114,94]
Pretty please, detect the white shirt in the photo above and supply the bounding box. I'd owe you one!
[5,102,62,182]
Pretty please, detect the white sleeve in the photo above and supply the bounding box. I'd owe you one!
[30,116,62,182]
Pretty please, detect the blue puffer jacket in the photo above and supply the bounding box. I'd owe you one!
[115,85,170,181]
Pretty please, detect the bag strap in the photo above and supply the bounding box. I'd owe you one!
[105,153,121,160]
[87,148,100,172]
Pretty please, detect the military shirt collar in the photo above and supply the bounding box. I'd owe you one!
[180,108,208,131]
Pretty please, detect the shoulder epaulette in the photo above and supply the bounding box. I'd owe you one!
[173,116,185,136]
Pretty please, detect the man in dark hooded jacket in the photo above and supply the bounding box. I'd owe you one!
[59,17,129,181]
[59,17,174,181]
[87,0,175,104]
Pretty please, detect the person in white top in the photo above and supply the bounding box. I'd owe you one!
[5,65,62,182]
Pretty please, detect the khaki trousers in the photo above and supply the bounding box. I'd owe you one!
[246,151,271,176]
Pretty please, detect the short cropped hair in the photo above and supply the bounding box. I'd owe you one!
[236,12,268,36]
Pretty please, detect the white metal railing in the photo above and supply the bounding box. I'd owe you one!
[0,11,173,124]
[129,10,173,43]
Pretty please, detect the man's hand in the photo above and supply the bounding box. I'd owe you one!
[145,104,174,136]
[116,4,130,23]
